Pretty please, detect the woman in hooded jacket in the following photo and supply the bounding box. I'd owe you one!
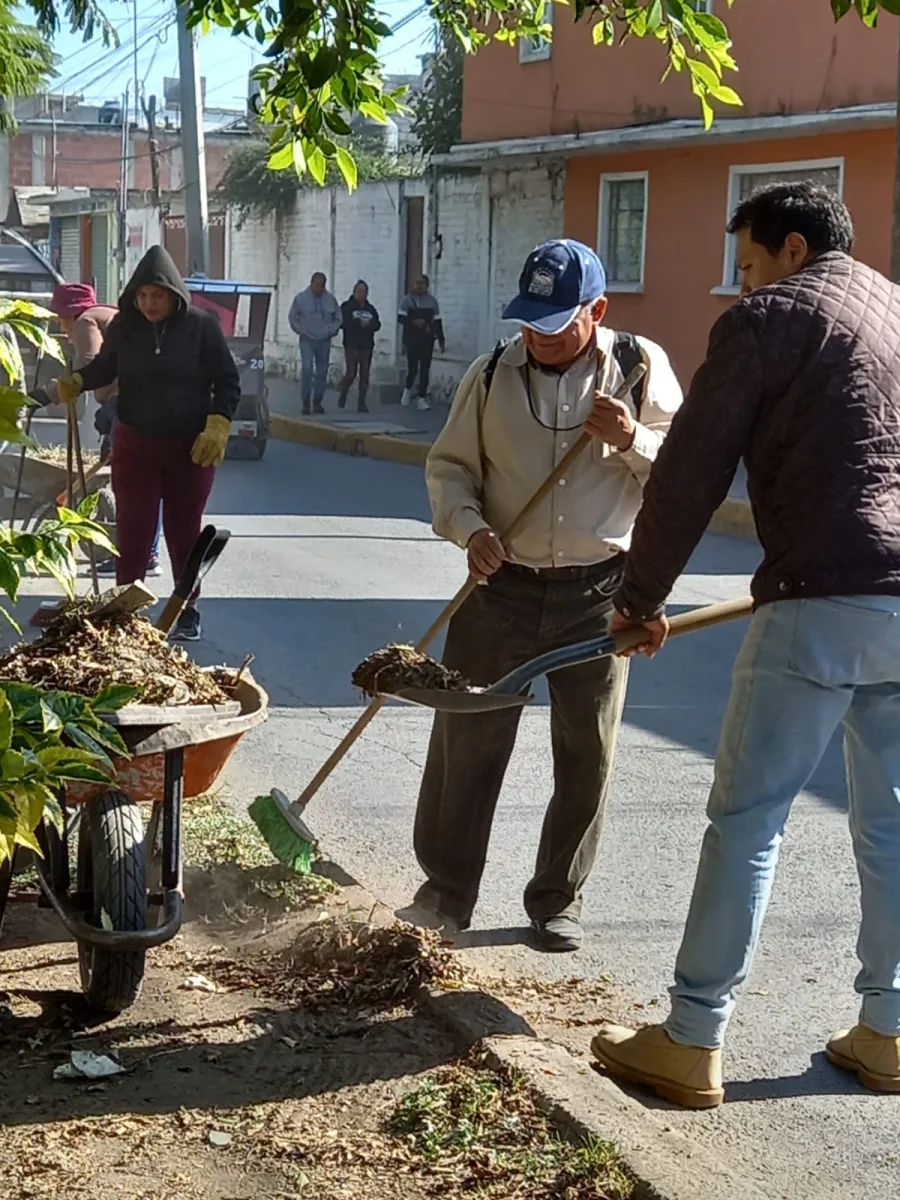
[54,246,240,642]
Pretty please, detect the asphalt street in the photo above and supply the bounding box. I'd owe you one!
[11,436,895,1199]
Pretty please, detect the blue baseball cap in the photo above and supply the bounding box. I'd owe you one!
[502,239,607,334]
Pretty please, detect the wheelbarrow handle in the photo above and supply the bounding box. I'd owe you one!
[488,596,755,697]
[156,525,230,636]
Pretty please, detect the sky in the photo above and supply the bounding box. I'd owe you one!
[30,0,435,116]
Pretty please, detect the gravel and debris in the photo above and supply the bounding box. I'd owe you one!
[0,601,229,706]
[352,643,470,698]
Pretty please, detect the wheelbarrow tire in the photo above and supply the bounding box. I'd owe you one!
[77,790,148,1014]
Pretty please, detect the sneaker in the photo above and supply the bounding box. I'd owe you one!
[313,400,325,415]
[94,557,117,577]
[590,1023,724,1109]
[301,402,311,416]
[172,606,201,643]
[826,1024,900,1093]
[530,914,583,953]
[400,388,413,407]
[146,555,162,578]
[357,401,369,414]
[416,396,431,412]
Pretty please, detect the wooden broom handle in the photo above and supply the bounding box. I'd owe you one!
[293,359,647,809]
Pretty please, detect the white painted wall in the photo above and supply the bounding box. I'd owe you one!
[124,205,163,281]
[428,162,566,398]
[225,161,566,394]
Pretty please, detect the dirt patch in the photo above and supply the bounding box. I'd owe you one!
[0,802,632,1199]
[352,643,470,698]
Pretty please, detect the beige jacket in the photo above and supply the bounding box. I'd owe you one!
[425,327,683,569]
[44,305,118,406]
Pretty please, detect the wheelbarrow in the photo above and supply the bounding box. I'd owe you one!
[0,673,269,1015]
[0,525,269,1015]
[0,448,110,530]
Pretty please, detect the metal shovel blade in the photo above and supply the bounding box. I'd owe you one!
[380,686,534,713]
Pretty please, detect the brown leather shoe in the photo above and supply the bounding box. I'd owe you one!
[826,1024,900,1093]
[591,1022,724,1109]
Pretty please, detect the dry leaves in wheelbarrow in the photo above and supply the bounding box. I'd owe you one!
[0,600,228,707]
[352,643,470,698]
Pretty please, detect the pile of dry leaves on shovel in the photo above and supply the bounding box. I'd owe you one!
[352,643,470,698]
[0,601,228,707]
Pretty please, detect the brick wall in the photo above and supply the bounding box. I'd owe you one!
[6,127,240,191]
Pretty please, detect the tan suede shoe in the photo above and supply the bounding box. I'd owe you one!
[590,1022,724,1109]
[826,1024,900,1093]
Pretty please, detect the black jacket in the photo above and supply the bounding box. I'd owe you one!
[616,253,900,619]
[341,297,381,350]
[79,245,240,439]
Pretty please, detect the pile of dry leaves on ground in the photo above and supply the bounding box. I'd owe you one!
[0,601,228,706]
[197,918,468,1012]
[352,644,470,698]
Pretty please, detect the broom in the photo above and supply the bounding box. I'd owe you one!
[248,360,647,876]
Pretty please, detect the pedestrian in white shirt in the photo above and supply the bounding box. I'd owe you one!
[399,239,683,952]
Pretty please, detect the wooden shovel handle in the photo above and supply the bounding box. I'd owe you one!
[612,596,754,655]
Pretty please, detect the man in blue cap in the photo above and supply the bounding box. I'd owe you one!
[398,238,683,952]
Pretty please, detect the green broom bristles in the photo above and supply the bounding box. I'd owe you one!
[249,792,316,876]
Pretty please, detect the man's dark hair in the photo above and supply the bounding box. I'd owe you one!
[311,271,327,284]
[726,181,854,256]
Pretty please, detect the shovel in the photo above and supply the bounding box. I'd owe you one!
[377,595,754,713]
[155,525,230,636]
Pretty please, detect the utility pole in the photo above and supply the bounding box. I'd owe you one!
[892,33,900,282]
[176,0,208,276]
[133,0,140,131]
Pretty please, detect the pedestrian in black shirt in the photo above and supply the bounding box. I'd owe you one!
[338,280,381,413]
[398,275,444,412]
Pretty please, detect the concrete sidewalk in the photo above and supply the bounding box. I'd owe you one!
[266,375,757,541]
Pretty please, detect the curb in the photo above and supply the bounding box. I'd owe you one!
[421,988,769,1200]
[271,412,757,542]
[314,838,764,1200]
[270,412,430,468]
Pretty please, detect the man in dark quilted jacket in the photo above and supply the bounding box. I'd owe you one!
[590,182,900,1108]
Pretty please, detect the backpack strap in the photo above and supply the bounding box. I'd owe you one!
[483,338,510,397]
[612,331,647,416]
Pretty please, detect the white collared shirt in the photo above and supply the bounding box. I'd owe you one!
[425,326,683,568]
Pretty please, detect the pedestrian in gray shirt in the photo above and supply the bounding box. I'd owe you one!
[288,271,342,415]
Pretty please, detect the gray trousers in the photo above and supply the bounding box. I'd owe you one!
[413,559,629,925]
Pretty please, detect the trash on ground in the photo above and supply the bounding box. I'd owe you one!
[53,1050,125,1081]
[182,974,218,993]
[0,601,229,706]
[352,643,470,698]
[207,1130,232,1148]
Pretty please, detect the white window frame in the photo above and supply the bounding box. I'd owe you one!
[597,171,649,293]
[686,0,714,12]
[519,1,553,63]
[717,156,845,293]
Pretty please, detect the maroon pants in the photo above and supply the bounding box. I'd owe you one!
[111,422,215,593]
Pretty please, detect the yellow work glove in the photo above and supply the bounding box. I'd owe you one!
[191,414,231,468]
[56,372,84,404]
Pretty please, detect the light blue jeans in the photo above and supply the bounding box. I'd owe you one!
[299,338,331,404]
[666,595,900,1049]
